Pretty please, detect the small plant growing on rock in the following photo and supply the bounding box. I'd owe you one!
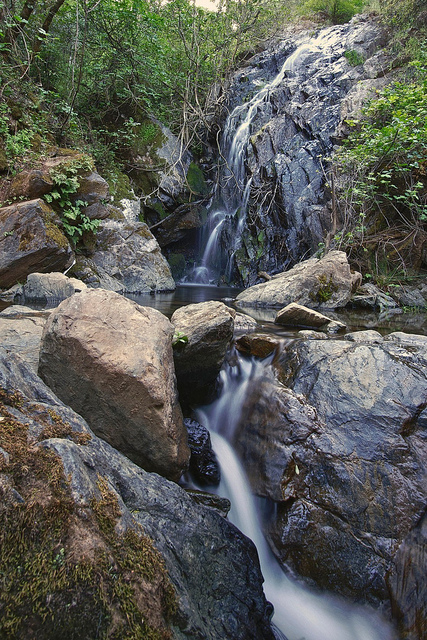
[310,273,338,303]
[344,49,365,66]
[172,331,189,350]
[44,157,101,244]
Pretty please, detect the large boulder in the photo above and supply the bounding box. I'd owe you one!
[0,305,51,373]
[233,331,427,638]
[0,199,73,289]
[75,220,175,293]
[0,348,275,640]
[171,301,235,404]
[6,152,108,204]
[236,251,361,309]
[19,272,87,303]
[38,289,189,481]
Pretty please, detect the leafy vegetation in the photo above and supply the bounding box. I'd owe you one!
[298,0,365,24]
[44,157,101,243]
[344,49,365,66]
[333,41,427,279]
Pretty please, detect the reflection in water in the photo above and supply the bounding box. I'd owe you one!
[128,284,427,336]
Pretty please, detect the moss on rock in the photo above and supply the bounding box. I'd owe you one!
[168,253,186,280]
[186,163,208,196]
[0,387,176,640]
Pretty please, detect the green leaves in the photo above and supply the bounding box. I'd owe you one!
[43,158,101,244]
[172,331,188,349]
[335,44,427,226]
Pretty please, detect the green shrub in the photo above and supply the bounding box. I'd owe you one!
[44,157,101,244]
[298,0,366,24]
[344,49,365,66]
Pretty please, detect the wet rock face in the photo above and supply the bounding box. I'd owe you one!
[38,289,190,482]
[234,332,427,635]
[209,15,388,284]
[0,348,275,640]
[184,418,221,486]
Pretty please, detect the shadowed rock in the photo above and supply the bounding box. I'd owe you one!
[171,301,235,404]
[0,199,73,289]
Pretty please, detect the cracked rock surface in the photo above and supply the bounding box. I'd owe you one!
[233,331,427,637]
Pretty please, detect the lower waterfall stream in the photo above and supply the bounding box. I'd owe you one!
[194,351,396,640]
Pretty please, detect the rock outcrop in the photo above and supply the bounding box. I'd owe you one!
[38,289,189,481]
[0,305,51,373]
[236,251,361,309]
[171,301,235,404]
[191,15,388,286]
[0,199,73,289]
[1,149,176,296]
[275,302,346,332]
[17,272,87,303]
[0,347,275,640]
[76,220,175,293]
[4,153,108,204]
[232,331,427,638]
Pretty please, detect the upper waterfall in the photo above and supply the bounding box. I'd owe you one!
[188,16,386,286]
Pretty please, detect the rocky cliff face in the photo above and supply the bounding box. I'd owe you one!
[186,15,391,286]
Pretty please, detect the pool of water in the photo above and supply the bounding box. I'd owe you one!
[129,284,427,337]
[3,283,427,337]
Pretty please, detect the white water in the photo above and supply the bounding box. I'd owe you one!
[190,25,347,284]
[195,353,395,640]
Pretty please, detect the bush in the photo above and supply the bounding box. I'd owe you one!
[333,44,427,273]
[298,0,366,24]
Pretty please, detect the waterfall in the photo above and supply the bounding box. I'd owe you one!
[188,18,379,285]
[195,351,395,640]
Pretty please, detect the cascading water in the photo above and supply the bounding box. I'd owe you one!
[195,351,395,640]
[190,31,338,285]
[189,18,383,285]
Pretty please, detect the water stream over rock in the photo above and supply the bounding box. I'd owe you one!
[189,16,386,286]
[195,350,396,640]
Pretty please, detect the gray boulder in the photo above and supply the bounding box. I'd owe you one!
[171,301,235,403]
[76,220,175,293]
[234,331,427,636]
[236,251,361,309]
[0,347,275,640]
[391,284,427,309]
[275,302,346,331]
[38,289,189,482]
[234,312,259,333]
[0,199,73,289]
[0,305,52,372]
[19,272,87,303]
[350,282,398,310]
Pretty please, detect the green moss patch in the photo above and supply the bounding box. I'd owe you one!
[186,163,208,196]
[310,273,338,303]
[0,387,176,640]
